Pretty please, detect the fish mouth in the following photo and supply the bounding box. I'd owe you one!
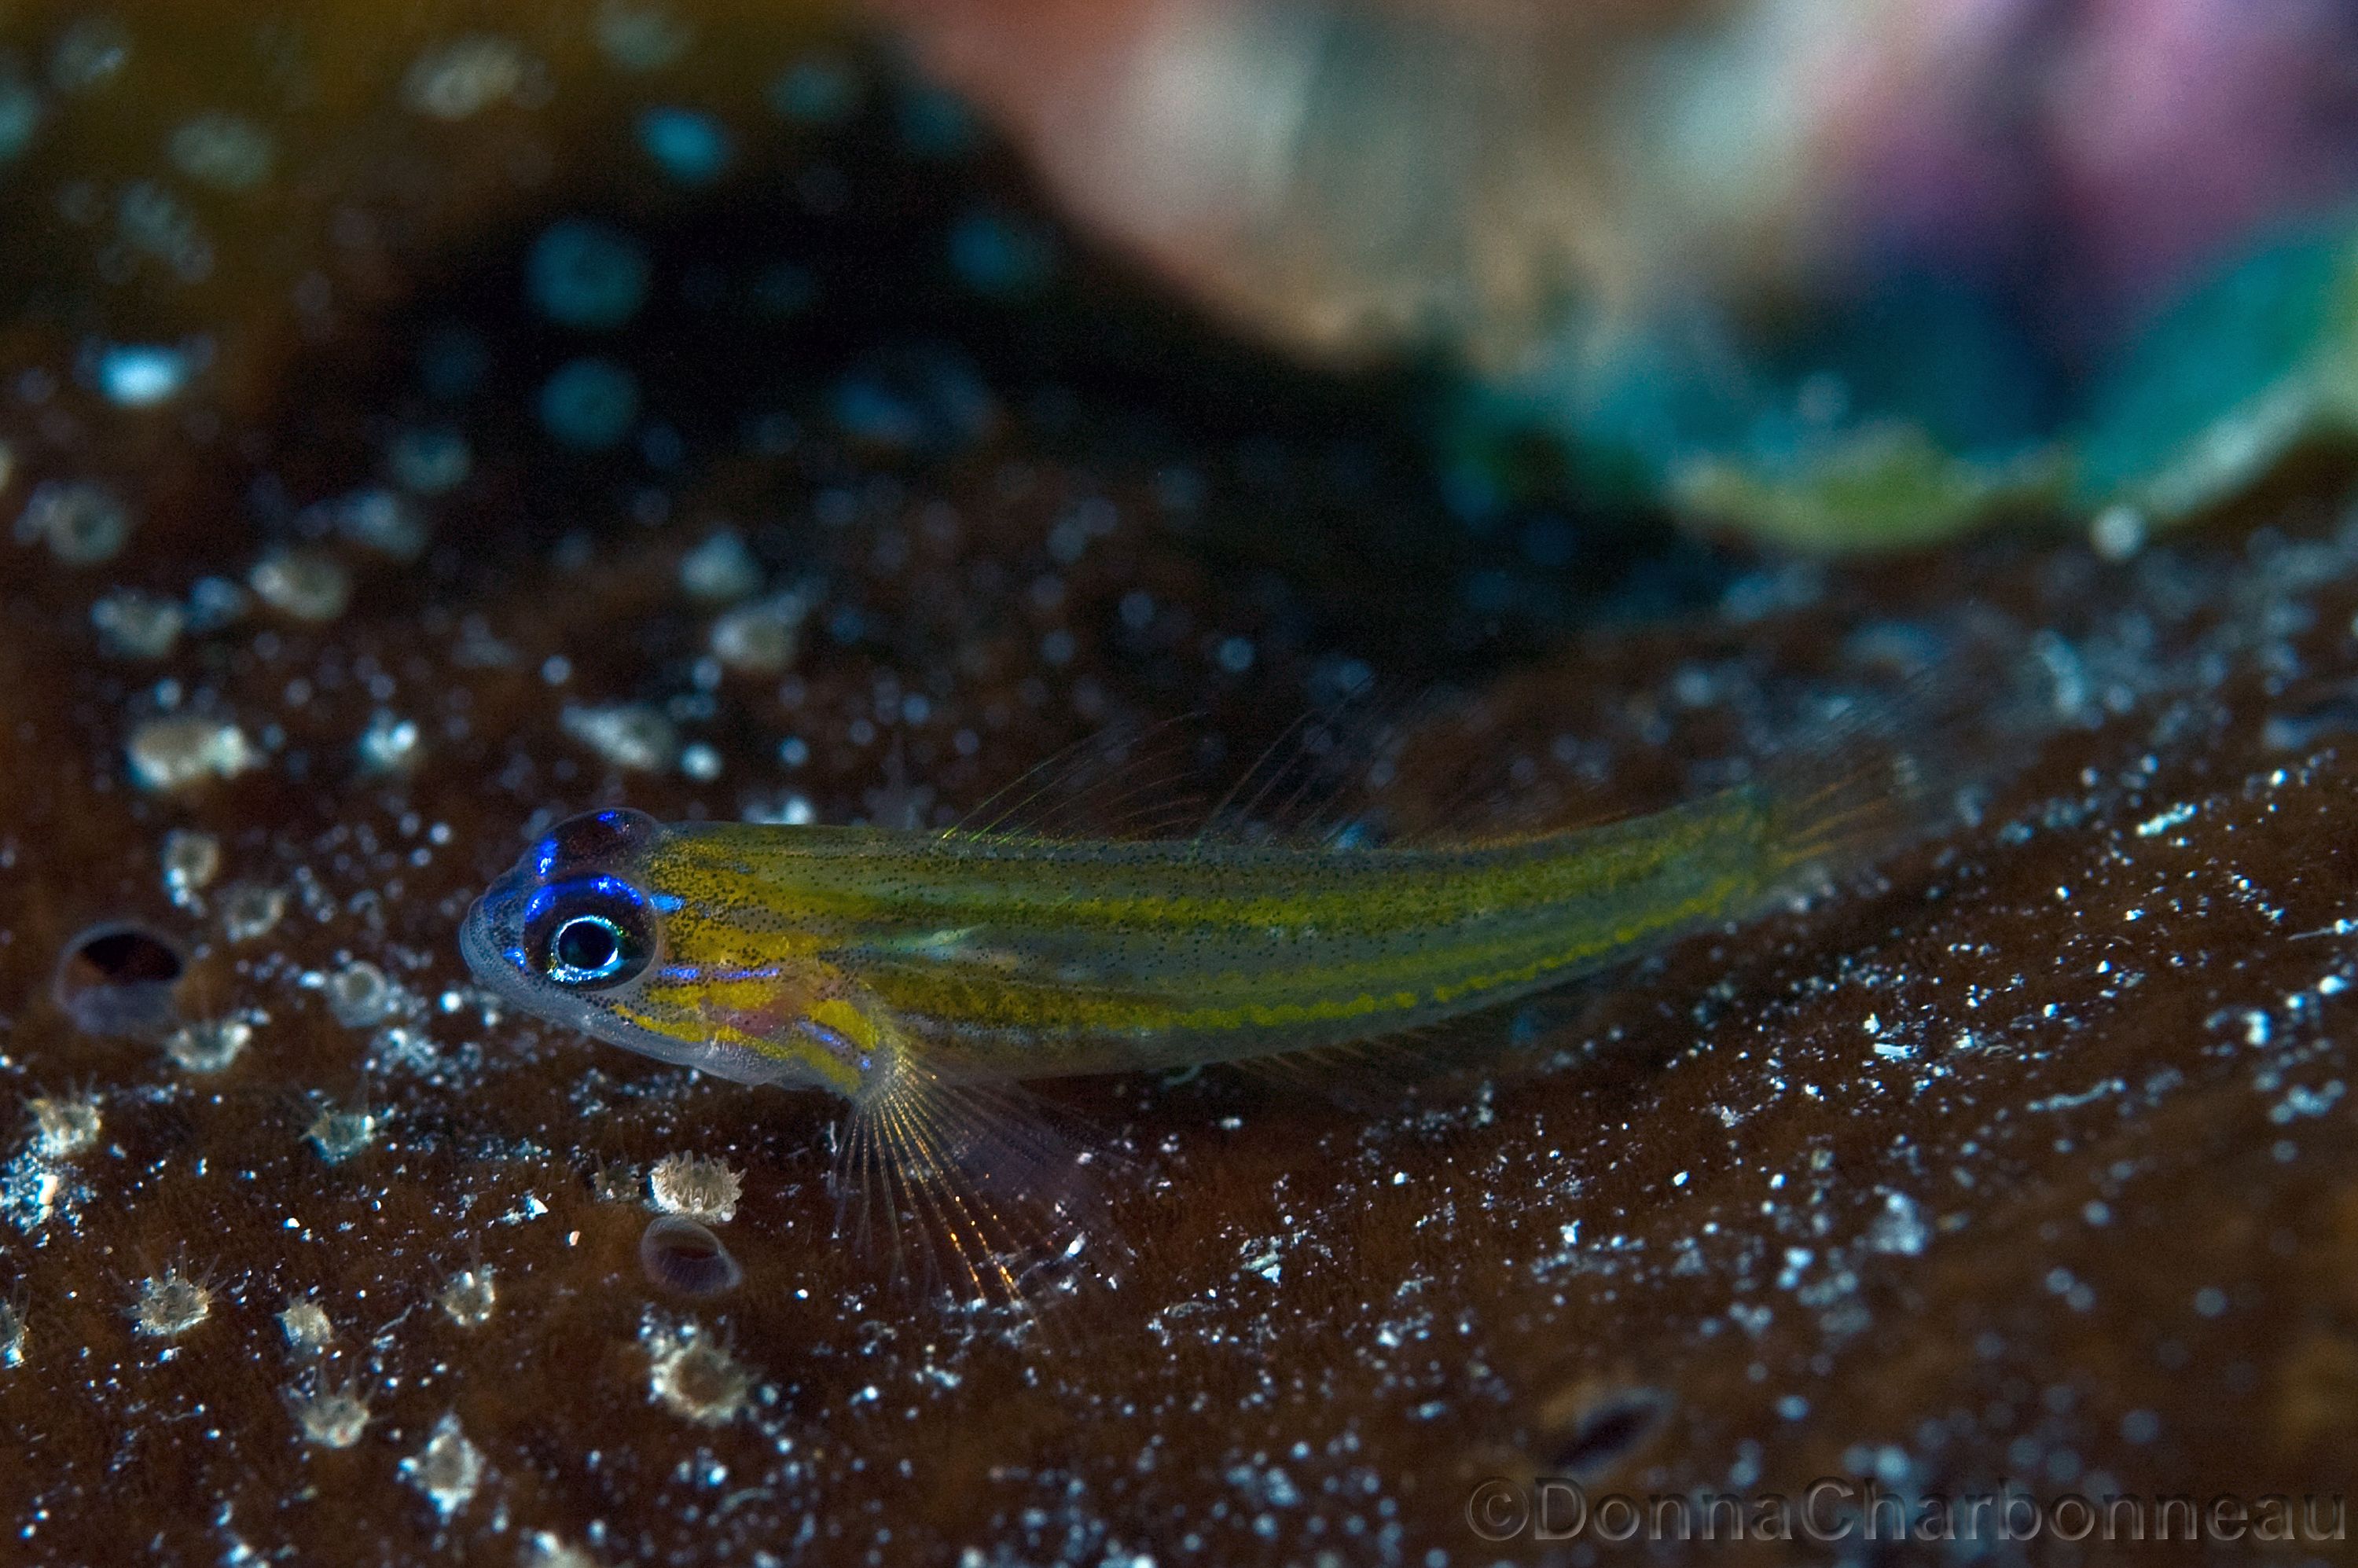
[457,884,525,994]
[456,900,495,979]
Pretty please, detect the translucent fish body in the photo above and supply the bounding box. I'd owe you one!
[461,777,1867,1099]
[461,751,1921,1298]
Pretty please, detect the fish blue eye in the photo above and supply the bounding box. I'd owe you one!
[523,876,656,990]
[550,913,628,982]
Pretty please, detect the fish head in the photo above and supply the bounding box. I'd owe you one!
[462,806,873,1094]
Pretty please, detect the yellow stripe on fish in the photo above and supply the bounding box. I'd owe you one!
[457,733,1937,1305]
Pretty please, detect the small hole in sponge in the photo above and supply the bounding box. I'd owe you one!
[54,921,186,1037]
[640,1215,744,1298]
[1541,1386,1672,1481]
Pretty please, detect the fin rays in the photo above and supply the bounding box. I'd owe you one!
[833,1061,1118,1316]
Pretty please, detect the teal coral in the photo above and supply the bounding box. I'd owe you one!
[1455,218,2358,549]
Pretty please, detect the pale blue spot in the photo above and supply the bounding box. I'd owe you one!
[948,209,1052,299]
[49,17,130,93]
[768,56,859,124]
[527,218,650,331]
[168,112,273,190]
[539,358,640,450]
[388,427,472,494]
[830,377,924,449]
[897,83,975,159]
[97,344,189,407]
[828,343,995,454]
[0,68,40,162]
[637,106,729,185]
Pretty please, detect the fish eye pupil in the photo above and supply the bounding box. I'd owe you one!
[523,877,653,989]
[550,914,625,982]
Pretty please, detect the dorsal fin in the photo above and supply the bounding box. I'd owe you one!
[939,685,1438,849]
[942,714,1211,843]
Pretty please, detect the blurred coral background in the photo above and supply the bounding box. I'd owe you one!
[880,0,2358,353]
[879,0,2358,544]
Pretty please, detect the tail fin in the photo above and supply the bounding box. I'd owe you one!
[1759,734,1941,885]
[1753,666,2034,888]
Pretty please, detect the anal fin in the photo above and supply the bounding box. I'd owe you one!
[1229,1012,1527,1118]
